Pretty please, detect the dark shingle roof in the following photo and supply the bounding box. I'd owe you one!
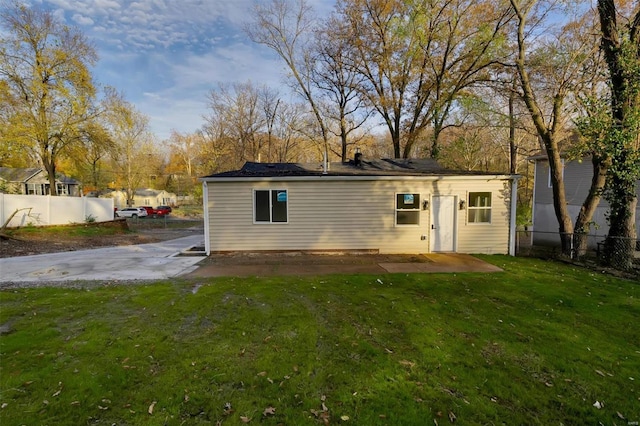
[204,158,507,179]
[0,167,80,184]
[0,167,41,182]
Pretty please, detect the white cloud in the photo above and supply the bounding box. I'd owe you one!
[93,0,121,10]
[32,0,336,138]
[72,13,94,25]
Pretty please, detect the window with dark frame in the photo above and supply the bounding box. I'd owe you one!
[396,193,420,225]
[468,192,492,223]
[254,189,288,223]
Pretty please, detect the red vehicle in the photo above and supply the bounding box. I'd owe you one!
[140,206,156,217]
[155,205,172,216]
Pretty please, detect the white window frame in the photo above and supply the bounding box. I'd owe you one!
[395,192,421,226]
[26,183,44,195]
[56,183,69,195]
[468,192,492,224]
[253,189,289,224]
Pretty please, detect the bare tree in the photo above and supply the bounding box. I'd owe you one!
[246,0,331,160]
[206,82,265,163]
[259,86,281,162]
[337,0,512,158]
[313,15,372,161]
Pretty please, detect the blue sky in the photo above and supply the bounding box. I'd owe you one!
[31,0,335,141]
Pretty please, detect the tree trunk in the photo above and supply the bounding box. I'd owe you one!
[573,156,609,257]
[597,0,640,269]
[340,111,348,162]
[392,123,401,159]
[42,153,59,196]
[603,176,638,270]
[509,87,517,174]
[430,120,443,160]
[546,145,574,254]
[511,0,575,255]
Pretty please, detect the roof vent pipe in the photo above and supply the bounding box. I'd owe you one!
[323,151,328,174]
[354,148,362,167]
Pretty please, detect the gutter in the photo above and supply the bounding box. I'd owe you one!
[200,174,518,183]
[202,181,210,256]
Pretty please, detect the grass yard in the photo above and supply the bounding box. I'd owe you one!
[0,256,638,425]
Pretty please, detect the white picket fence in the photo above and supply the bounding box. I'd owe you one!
[0,194,114,228]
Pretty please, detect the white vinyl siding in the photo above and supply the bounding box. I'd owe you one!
[206,177,513,254]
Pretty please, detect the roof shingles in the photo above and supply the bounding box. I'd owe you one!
[204,158,506,178]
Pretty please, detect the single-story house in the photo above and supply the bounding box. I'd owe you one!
[200,156,520,256]
[92,188,177,209]
[530,155,640,248]
[0,167,81,196]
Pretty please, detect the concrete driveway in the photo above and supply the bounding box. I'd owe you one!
[0,235,205,283]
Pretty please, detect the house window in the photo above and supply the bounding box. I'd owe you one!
[396,193,420,225]
[468,192,492,223]
[254,189,288,223]
[26,183,44,195]
[56,183,68,195]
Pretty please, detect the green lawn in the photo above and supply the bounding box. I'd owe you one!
[1,256,638,425]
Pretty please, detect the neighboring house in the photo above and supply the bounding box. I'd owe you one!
[93,188,177,209]
[530,155,640,248]
[200,156,520,256]
[0,167,81,196]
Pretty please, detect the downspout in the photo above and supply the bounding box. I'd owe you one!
[509,177,520,256]
[202,181,210,255]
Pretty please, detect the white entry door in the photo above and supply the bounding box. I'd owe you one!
[430,196,456,252]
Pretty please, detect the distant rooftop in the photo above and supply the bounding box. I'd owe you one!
[0,167,79,184]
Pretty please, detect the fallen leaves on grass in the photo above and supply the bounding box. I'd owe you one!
[148,401,156,414]
[240,415,252,423]
[399,360,416,368]
[595,369,613,377]
[263,406,276,416]
[310,395,331,424]
[52,381,63,397]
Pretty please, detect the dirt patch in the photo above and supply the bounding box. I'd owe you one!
[0,224,203,259]
[0,233,162,258]
[198,251,434,266]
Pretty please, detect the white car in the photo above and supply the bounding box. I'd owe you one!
[115,207,148,218]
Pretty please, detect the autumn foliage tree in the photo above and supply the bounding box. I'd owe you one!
[0,2,98,195]
[105,92,155,206]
